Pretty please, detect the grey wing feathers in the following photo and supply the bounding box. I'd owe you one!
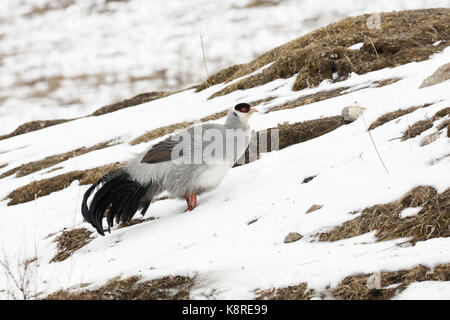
[141,137,182,164]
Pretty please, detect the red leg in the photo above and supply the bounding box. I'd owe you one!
[184,192,197,211]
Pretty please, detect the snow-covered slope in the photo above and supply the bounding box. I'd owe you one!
[1,0,449,134]
[0,10,449,300]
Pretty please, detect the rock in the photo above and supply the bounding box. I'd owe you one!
[366,272,381,290]
[305,204,323,214]
[284,232,303,243]
[341,106,366,122]
[419,62,450,88]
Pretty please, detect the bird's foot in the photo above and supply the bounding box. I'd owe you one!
[184,192,197,212]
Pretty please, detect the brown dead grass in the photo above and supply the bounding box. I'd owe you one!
[237,116,345,166]
[5,162,125,206]
[267,87,350,113]
[117,217,157,229]
[399,106,450,140]
[239,0,281,9]
[434,107,450,119]
[267,78,400,114]
[0,91,174,142]
[130,121,194,146]
[0,119,74,141]
[198,9,449,99]
[46,275,194,300]
[401,119,433,141]
[0,140,117,180]
[368,103,432,130]
[50,228,93,263]
[331,263,450,300]
[91,91,172,116]
[319,186,450,243]
[255,283,313,300]
[130,109,233,146]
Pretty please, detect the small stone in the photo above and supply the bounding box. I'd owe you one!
[305,204,323,214]
[284,232,303,243]
[366,272,381,290]
[419,62,450,88]
[341,106,366,122]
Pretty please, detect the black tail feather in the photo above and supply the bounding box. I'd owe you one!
[81,169,154,236]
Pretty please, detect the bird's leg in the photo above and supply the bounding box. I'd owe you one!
[184,192,197,211]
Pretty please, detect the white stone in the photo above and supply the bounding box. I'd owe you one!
[341,106,366,122]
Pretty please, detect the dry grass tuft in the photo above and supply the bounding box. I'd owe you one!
[319,186,450,243]
[0,91,174,142]
[255,283,313,300]
[5,162,125,206]
[434,107,450,119]
[239,0,281,9]
[50,228,93,263]
[46,275,194,300]
[0,140,117,180]
[331,263,450,300]
[237,116,345,166]
[267,78,400,114]
[267,88,350,113]
[130,109,233,146]
[91,91,172,116]
[399,106,450,140]
[368,104,431,130]
[117,217,157,229]
[0,119,73,141]
[401,119,433,141]
[130,121,194,146]
[198,9,449,99]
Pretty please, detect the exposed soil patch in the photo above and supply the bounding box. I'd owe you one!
[5,162,125,206]
[91,91,172,116]
[46,275,194,300]
[0,140,117,180]
[198,9,449,99]
[255,283,313,300]
[331,263,450,300]
[319,186,450,243]
[50,228,93,263]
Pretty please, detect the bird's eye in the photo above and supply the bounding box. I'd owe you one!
[234,103,251,113]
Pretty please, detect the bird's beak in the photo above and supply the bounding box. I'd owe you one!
[248,107,259,115]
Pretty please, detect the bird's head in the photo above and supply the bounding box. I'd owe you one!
[230,103,258,126]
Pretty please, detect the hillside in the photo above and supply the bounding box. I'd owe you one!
[0,8,449,300]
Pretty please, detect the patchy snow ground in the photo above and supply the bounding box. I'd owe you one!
[394,281,450,300]
[1,0,449,134]
[0,40,449,299]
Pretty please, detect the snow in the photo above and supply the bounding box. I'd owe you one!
[0,2,449,300]
[348,42,364,51]
[1,0,449,134]
[399,207,422,219]
[394,281,450,300]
